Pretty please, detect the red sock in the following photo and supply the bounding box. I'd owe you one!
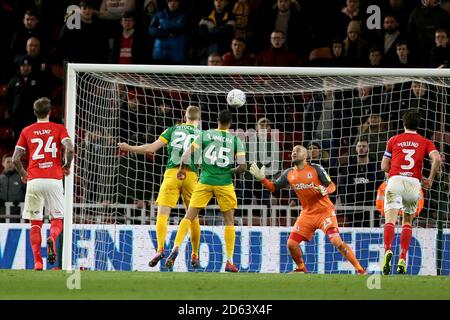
[384,222,395,251]
[30,220,43,263]
[50,219,63,240]
[400,224,413,260]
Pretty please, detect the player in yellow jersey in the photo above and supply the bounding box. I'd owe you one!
[118,106,202,268]
[165,110,247,272]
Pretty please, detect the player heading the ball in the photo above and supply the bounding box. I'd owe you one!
[380,110,441,275]
[118,106,203,269]
[13,97,74,271]
[165,110,247,272]
[250,145,367,274]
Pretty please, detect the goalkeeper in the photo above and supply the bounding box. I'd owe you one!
[250,145,367,274]
[118,106,202,269]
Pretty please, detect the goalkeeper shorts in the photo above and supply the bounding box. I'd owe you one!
[189,183,237,212]
[291,210,338,242]
[22,178,64,221]
[156,168,198,208]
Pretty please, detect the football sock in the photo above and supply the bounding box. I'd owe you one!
[174,218,191,248]
[224,225,235,263]
[400,224,412,260]
[190,217,201,257]
[156,214,169,252]
[30,220,43,263]
[384,222,395,251]
[50,219,63,240]
[287,239,305,269]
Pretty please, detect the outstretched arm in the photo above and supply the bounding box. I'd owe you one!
[249,163,289,193]
[12,147,27,183]
[118,139,165,154]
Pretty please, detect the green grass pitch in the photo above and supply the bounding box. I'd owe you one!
[1,270,449,300]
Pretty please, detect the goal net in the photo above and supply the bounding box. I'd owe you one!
[63,65,450,275]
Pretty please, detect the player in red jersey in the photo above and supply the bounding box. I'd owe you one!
[381,110,441,275]
[12,97,74,271]
[250,145,366,274]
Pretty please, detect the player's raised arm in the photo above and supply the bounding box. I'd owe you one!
[250,163,289,193]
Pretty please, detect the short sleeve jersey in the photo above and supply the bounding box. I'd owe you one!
[274,163,335,215]
[384,132,437,180]
[192,129,246,186]
[16,121,70,180]
[159,123,201,173]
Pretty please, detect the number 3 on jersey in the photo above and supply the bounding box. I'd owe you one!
[401,149,415,170]
[204,144,230,167]
[31,136,57,160]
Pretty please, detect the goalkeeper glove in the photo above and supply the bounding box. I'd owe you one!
[249,163,266,180]
[315,185,328,196]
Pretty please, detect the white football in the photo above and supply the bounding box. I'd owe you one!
[227,89,246,108]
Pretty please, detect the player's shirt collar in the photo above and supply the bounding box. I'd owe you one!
[404,129,417,134]
[37,120,49,123]
[215,129,228,132]
[182,123,196,127]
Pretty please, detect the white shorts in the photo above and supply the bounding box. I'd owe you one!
[384,175,421,215]
[22,179,64,221]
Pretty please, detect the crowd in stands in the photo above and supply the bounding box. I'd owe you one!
[0,0,449,226]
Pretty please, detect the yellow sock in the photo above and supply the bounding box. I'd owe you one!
[224,225,236,262]
[174,218,192,248]
[190,217,201,257]
[156,214,169,252]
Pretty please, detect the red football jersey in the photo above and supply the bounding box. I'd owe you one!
[16,121,70,180]
[384,132,437,180]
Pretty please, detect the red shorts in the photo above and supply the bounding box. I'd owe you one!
[290,209,339,242]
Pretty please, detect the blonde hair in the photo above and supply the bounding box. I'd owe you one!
[186,105,201,121]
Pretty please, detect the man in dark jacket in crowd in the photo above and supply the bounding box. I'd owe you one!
[0,154,26,222]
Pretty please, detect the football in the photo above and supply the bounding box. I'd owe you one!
[226,89,246,108]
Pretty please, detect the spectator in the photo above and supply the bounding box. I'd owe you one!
[353,114,390,162]
[111,11,148,64]
[194,0,236,64]
[207,52,223,65]
[255,30,299,66]
[149,0,189,64]
[387,40,415,67]
[222,37,255,66]
[367,47,383,67]
[59,0,109,63]
[0,153,26,222]
[423,28,450,68]
[255,0,310,57]
[232,0,254,48]
[407,0,450,57]
[15,37,51,79]
[99,0,136,39]
[10,10,45,60]
[337,0,362,39]
[380,14,404,66]
[5,56,50,140]
[330,38,348,67]
[303,78,343,162]
[342,20,367,67]
[241,117,278,208]
[385,0,413,34]
[337,136,384,226]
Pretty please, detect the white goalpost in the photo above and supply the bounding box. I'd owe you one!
[63,64,450,275]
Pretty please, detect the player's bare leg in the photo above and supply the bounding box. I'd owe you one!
[30,220,43,270]
[383,209,399,275]
[189,217,201,269]
[287,233,307,273]
[165,207,201,269]
[223,210,238,272]
[149,206,171,267]
[327,228,366,275]
[398,213,414,274]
